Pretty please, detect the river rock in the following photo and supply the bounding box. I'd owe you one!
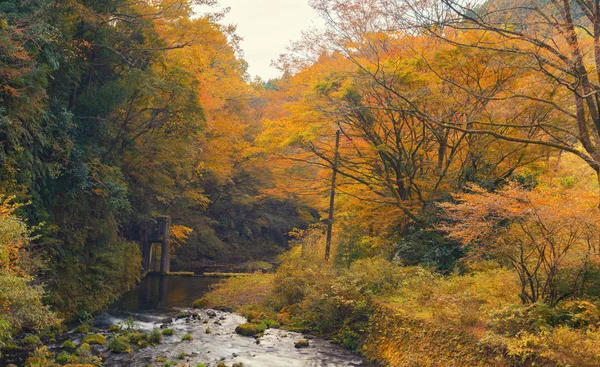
[294,339,310,348]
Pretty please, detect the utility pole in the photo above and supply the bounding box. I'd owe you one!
[325,130,340,261]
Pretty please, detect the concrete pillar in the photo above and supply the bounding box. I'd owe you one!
[142,230,153,272]
[158,216,171,275]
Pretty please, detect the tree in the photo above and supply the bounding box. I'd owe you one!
[439,183,600,306]
[266,24,546,232]
[0,197,58,347]
[390,0,600,206]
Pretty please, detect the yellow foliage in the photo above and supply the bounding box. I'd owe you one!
[169,225,193,249]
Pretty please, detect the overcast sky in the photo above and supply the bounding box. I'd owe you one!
[198,1,323,80]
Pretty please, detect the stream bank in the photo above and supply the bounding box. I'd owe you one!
[92,275,373,366]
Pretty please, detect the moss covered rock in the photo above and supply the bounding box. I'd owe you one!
[81,333,106,345]
[161,328,174,336]
[294,339,310,348]
[235,322,266,337]
[107,324,122,332]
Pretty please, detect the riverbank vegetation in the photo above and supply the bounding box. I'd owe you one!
[4,0,600,365]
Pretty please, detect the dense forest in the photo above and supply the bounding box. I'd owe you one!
[3,0,600,366]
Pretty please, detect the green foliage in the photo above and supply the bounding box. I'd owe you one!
[107,336,131,353]
[122,329,161,348]
[74,324,90,334]
[192,298,209,308]
[148,329,162,345]
[181,333,193,341]
[24,346,55,367]
[0,198,59,346]
[490,300,600,337]
[393,229,463,272]
[20,334,42,347]
[61,340,76,350]
[55,351,75,364]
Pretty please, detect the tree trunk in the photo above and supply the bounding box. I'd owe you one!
[325,130,341,261]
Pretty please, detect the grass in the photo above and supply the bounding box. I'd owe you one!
[166,271,195,276]
[107,336,131,353]
[181,334,193,341]
[203,273,275,309]
[202,272,255,277]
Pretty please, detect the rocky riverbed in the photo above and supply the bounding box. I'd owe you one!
[90,308,373,367]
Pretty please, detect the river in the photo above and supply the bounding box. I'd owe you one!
[91,275,373,367]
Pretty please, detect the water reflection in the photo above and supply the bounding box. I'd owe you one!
[110,275,220,312]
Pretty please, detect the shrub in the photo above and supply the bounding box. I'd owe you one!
[107,336,131,353]
[192,298,208,308]
[55,351,75,364]
[123,329,161,347]
[61,340,76,350]
[181,333,193,341]
[556,300,600,328]
[75,343,91,355]
[0,198,59,346]
[148,328,162,345]
[74,324,90,334]
[20,334,42,347]
[24,346,54,367]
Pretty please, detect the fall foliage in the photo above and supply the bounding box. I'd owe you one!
[4,0,600,365]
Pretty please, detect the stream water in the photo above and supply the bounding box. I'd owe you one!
[92,275,373,367]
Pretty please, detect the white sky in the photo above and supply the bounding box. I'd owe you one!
[198,1,323,80]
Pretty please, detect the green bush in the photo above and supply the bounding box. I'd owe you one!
[181,333,193,341]
[0,199,60,346]
[24,346,54,367]
[148,329,162,345]
[74,324,90,334]
[20,334,42,347]
[123,329,161,347]
[56,351,75,364]
[61,340,76,350]
[193,298,208,308]
[489,301,600,337]
[107,336,131,353]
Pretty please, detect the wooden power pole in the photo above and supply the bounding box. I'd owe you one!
[325,130,340,261]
